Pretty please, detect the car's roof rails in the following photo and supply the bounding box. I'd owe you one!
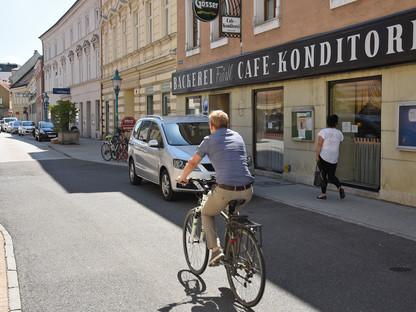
[145,115,163,120]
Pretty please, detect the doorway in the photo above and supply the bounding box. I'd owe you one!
[209,93,229,117]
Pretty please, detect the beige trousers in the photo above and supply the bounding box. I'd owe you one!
[202,185,253,249]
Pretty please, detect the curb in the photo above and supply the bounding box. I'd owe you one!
[0,225,22,312]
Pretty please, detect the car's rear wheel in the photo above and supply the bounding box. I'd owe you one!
[129,160,142,185]
[160,169,176,201]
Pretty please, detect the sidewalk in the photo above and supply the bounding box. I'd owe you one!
[46,137,416,241]
[1,137,416,311]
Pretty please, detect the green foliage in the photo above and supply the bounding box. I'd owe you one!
[50,100,78,131]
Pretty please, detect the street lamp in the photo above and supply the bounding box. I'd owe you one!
[43,92,49,121]
[111,70,122,134]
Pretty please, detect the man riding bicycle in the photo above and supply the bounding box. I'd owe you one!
[177,110,254,266]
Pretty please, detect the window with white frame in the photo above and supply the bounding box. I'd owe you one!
[211,0,227,43]
[70,28,74,45]
[96,50,100,78]
[78,21,82,40]
[62,36,65,52]
[105,32,109,64]
[163,0,169,36]
[253,0,281,35]
[123,20,127,55]
[95,9,99,29]
[85,15,90,34]
[87,54,91,80]
[79,58,83,83]
[134,12,139,50]
[71,62,74,85]
[113,27,118,60]
[185,0,199,51]
[147,2,153,44]
[330,0,357,9]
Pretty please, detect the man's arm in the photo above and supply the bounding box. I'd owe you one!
[177,153,203,183]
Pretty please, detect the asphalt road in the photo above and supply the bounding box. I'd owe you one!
[1,133,415,311]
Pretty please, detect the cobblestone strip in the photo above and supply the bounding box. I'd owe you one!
[0,225,22,312]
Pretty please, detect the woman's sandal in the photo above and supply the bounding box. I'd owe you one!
[317,195,327,199]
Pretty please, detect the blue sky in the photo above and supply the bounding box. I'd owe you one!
[0,1,76,66]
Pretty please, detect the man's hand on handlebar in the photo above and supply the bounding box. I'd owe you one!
[176,175,189,185]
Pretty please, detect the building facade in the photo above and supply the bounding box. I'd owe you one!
[173,0,416,207]
[9,51,41,121]
[40,0,102,139]
[0,81,10,119]
[100,0,177,135]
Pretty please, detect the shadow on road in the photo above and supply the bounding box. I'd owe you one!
[32,157,416,311]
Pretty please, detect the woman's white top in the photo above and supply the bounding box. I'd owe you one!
[318,128,344,164]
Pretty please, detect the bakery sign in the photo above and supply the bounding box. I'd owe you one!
[192,0,219,22]
[173,9,416,94]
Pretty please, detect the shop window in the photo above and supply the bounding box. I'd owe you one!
[186,96,202,114]
[329,77,381,190]
[255,88,284,172]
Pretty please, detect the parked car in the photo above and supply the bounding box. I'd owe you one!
[6,121,15,133]
[128,115,254,201]
[10,121,21,134]
[18,121,36,136]
[34,121,57,142]
[1,117,17,132]
[128,115,213,200]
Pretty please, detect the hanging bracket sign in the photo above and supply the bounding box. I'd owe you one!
[221,0,241,38]
[192,0,219,22]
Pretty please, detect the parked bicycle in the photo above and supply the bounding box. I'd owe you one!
[182,178,266,308]
[100,131,128,161]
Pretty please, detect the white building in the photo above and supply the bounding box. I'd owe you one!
[39,0,101,139]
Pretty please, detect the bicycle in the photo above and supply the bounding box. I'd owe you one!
[182,178,266,308]
[100,131,129,161]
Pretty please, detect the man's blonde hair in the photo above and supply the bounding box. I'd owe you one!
[209,110,229,129]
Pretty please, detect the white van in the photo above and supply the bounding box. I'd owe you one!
[1,117,17,132]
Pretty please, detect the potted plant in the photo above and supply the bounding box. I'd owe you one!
[50,100,79,144]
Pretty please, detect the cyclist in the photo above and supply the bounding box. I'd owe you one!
[177,110,254,266]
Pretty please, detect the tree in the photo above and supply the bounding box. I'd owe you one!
[50,100,78,132]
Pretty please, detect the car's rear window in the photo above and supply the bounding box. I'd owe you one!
[40,122,54,128]
[23,122,35,126]
[163,122,210,146]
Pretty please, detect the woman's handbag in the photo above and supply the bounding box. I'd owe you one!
[314,163,323,186]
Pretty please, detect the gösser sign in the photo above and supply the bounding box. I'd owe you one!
[173,9,416,94]
[192,0,219,22]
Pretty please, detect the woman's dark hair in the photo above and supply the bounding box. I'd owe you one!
[327,114,339,127]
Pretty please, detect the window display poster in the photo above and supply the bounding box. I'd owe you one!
[292,108,314,141]
[397,103,416,150]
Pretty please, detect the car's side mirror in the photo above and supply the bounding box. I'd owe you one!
[148,139,159,147]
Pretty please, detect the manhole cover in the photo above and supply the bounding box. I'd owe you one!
[389,267,412,272]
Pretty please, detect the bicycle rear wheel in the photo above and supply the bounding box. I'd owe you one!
[183,208,209,275]
[101,142,112,161]
[225,227,266,308]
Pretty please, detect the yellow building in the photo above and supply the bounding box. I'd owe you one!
[101,0,177,134]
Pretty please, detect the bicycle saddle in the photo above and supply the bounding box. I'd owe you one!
[228,199,246,214]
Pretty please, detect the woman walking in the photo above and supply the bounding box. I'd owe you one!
[316,114,345,200]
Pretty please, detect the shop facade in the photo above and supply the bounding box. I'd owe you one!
[173,8,416,207]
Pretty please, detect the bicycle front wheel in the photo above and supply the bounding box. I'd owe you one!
[225,227,266,308]
[111,144,120,160]
[101,143,112,161]
[183,208,209,275]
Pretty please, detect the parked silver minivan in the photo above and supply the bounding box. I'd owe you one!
[128,115,216,200]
